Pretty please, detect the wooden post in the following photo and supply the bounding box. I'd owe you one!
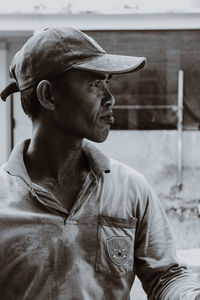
[177,70,184,190]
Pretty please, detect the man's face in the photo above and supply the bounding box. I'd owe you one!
[52,69,115,143]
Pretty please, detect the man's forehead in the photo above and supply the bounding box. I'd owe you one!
[67,69,112,81]
[92,73,111,80]
[81,71,112,81]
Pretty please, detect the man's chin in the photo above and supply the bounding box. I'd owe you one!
[88,130,110,143]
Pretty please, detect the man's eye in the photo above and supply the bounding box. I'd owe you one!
[92,78,110,88]
[93,80,102,87]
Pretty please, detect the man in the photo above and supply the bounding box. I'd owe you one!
[0,27,199,300]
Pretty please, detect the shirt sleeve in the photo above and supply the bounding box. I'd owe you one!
[134,182,200,300]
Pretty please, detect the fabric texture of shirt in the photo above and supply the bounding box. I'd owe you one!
[0,139,200,300]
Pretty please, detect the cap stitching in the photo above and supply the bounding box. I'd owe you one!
[54,28,105,56]
[81,32,105,54]
[52,28,75,55]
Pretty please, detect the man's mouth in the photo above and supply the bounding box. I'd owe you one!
[100,112,115,125]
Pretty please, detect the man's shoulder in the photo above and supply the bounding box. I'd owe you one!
[0,165,13,206]
[0,164,10,182]
[0,164,14,190]
[0,164,21,195]
[107,158,151,196]
[101,158,156,216]
[109,158,147,183]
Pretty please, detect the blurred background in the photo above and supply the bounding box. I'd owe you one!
[0,0,200,298]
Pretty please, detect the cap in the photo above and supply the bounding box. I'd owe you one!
[0,27,146,101]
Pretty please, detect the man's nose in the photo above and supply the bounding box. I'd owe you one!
[102,87,115,107]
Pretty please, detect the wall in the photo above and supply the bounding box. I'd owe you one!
[0,13,200,32]
[87,30,200,130]
[94,130,200,203]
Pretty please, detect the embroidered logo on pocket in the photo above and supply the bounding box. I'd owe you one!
[106,236,132,265]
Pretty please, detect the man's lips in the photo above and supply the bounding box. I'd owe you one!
[100,112,115,125]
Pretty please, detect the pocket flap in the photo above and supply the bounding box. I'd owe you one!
[99,215,137,229]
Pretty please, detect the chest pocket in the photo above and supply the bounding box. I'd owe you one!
[95,215,137,277]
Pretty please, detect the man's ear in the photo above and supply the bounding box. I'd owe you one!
[36,80,56,111]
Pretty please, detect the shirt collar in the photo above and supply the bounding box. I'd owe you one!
[3,139,32,186]
[82,139,110,176]
[3,139,110,185]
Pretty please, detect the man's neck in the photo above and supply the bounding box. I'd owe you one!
[24,122,89,187]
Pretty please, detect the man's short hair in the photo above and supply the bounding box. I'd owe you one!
[20,71,66,121]
[21,87,41,121]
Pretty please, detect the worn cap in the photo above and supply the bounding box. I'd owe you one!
[0,27,146,101]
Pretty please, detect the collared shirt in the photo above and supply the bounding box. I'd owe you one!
[0,139,199,300]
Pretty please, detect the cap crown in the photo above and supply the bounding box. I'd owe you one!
[10,27,105,90]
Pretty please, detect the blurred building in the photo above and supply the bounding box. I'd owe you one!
[0,11,200,203]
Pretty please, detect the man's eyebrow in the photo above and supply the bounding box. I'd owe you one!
[95,74,106,80]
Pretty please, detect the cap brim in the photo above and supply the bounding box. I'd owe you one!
[73,54,146,75]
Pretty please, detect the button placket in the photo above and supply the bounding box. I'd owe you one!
[68,172,98,218]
